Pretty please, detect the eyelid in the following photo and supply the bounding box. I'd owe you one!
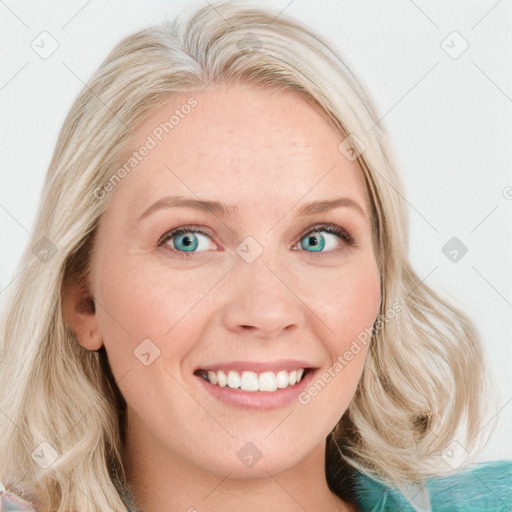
[156,224,214,247]
[298,222,354,245]
[157,221,355,258]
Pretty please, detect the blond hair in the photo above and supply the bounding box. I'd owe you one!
[0,2,492,510]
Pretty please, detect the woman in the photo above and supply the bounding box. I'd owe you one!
[0,2,510,511]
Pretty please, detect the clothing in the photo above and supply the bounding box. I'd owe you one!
[1,460,511,511]
[0,480,39,511]
[353,460,512,511]
[117,459,512,511]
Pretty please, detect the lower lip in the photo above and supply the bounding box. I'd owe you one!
[195,370,316,410]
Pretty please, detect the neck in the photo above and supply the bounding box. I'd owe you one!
[121,420,354,512]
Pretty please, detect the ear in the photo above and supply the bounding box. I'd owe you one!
[61,276,103,351]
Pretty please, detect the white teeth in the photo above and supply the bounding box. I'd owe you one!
[217,370,227,387]
[240,371,259,391]
[227,370,241,388]
[200,368,307,391]
[276,370,289,389]
[259,371,277,391]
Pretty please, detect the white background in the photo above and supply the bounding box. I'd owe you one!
[1,0,511,462]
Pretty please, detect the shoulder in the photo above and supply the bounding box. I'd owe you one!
[0,480,40,511]
[352,460,512,512]
[427,460,512,511]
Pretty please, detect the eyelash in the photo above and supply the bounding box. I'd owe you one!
[157,222,355,260]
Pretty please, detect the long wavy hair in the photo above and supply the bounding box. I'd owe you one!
[0,2,492,510]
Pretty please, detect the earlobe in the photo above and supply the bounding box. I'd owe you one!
[61,276,103,351]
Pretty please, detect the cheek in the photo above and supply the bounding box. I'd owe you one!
[306,253,380,346]
[92,251,203,371]
[336,262,380,333]
[301,255,380,403]
[292,261,380,446]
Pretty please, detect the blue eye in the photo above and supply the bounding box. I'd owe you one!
[163,229,213,254]
[300,231,334,252]
[158,223,354,260]
[297,224,353,254]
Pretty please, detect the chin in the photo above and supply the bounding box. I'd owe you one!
[200,438,308,479]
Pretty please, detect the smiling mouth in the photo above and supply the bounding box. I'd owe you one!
[194,368,311,392]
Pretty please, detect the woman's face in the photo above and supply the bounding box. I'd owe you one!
[88,84,380,477]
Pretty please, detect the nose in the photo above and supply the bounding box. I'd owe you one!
[219,254,306,339]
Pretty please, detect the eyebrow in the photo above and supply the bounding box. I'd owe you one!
[137,195,366,221]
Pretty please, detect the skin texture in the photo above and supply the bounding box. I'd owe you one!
[64,84,381,512]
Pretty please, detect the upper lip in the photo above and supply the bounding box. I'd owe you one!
[195,359,318,373]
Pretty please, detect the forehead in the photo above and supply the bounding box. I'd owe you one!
[111,84,370,219]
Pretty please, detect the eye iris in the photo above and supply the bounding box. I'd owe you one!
[174,232,198,252]
[301,232,325,252]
